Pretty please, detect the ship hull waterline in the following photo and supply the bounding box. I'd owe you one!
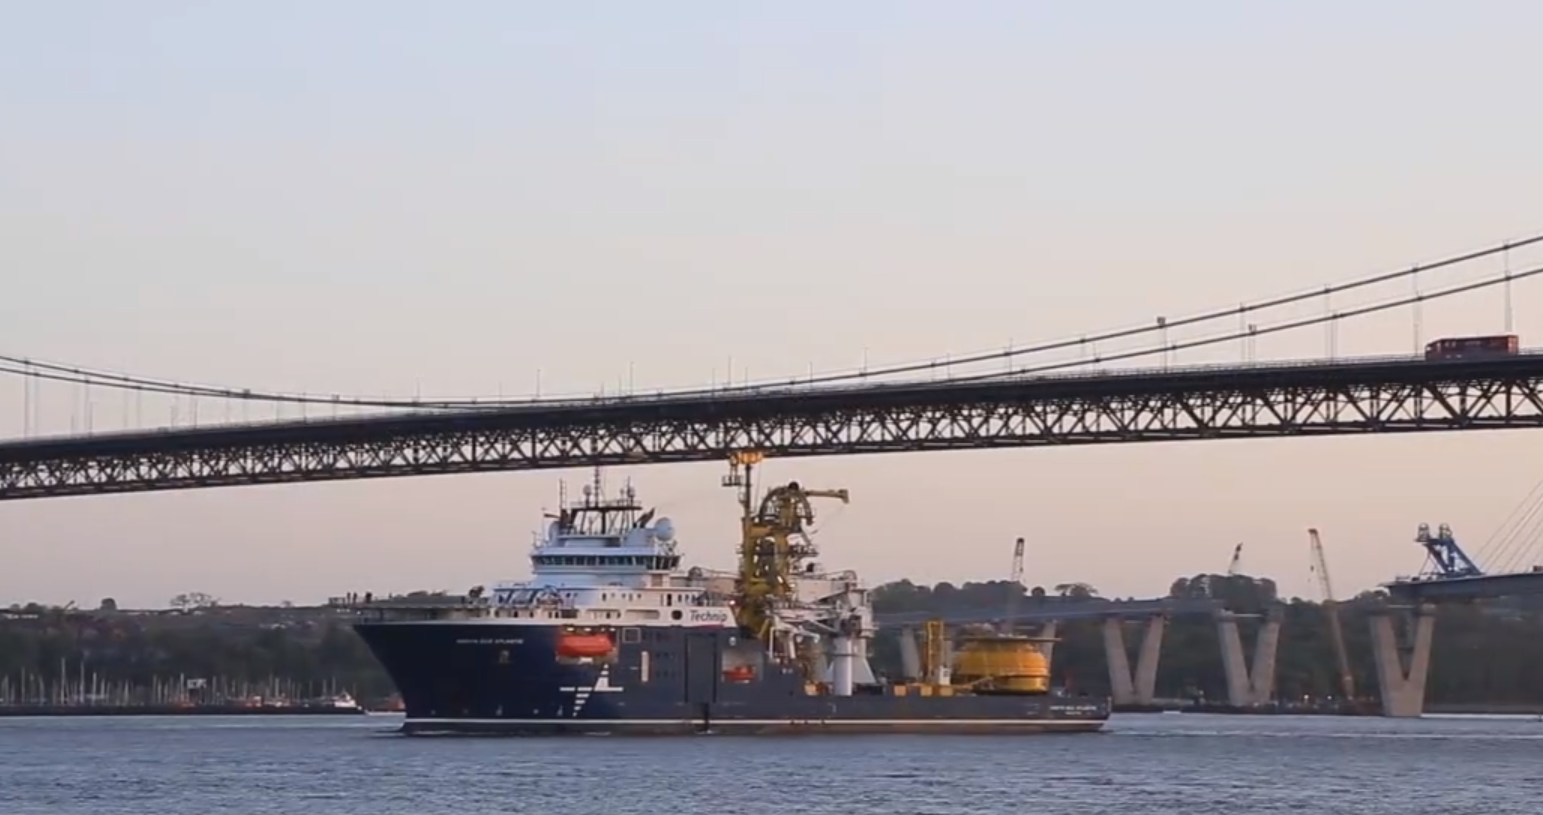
[398,718,1108,736]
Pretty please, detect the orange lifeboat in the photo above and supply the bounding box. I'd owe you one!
[722,665,755,683]
[556,631,614,659]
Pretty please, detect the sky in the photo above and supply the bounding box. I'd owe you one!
[3,1,1543,609]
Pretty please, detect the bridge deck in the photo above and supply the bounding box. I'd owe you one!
[1383,570,1543,602]
[874,598,1220,627]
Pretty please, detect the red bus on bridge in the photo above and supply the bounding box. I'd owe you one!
[1424,334,1519,361]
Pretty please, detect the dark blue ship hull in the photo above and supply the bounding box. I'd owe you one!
[354,621,1110,736]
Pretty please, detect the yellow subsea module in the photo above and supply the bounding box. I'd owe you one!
[950,632,1051,694]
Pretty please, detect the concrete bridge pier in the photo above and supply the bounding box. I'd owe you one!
[1102,615,1166,706]
[1215,606,1283,706]
[1370,604,1437,718]
[1038,621,1058,665]
[898,626,923,681]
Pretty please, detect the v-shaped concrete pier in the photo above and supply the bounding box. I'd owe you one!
[1369,604,1436,718]
[1102,615,1167,706]
[1214,606,1282,706]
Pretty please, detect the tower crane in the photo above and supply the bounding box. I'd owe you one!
[1308,528,1355,701]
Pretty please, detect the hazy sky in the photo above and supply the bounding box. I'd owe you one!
[4,1,1543,609]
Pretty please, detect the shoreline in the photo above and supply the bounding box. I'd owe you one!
[0,704,376,717]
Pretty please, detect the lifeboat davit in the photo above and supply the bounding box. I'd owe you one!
[556,632,615,659]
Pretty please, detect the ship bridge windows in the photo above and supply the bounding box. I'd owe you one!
[532,554,681,570]
[492,588,536,607]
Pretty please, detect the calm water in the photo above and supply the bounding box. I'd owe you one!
[2,713,1541,814]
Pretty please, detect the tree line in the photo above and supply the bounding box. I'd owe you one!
[4,572,1543,705]
[0,608,396,704]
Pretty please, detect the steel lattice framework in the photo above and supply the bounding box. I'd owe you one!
[2,355,1543,501]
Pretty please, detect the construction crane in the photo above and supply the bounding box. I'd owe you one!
[1201,543,1243,596]
[1308,528,1355,701]
[1003,536,1026,631]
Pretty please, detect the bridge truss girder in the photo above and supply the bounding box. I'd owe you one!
[1,358,1542,500]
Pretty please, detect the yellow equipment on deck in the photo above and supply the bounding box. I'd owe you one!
[949,629,1052,694]
[926,535,1053,695]
[903,621,1053,696]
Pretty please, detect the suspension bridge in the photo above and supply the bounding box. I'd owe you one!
[3,233,1543,501]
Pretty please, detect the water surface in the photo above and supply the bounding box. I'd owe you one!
[2,713,1539,814]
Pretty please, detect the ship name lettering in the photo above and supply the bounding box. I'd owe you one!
[688,609,729,623]
[455,638,525,645]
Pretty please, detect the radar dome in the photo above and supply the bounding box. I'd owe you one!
[653,517,676,542]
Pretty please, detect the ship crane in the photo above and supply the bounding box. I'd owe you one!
[721,451,850,647]
[1308,528,1355,702]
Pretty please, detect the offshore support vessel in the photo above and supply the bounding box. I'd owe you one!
[349,453,1110,735]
